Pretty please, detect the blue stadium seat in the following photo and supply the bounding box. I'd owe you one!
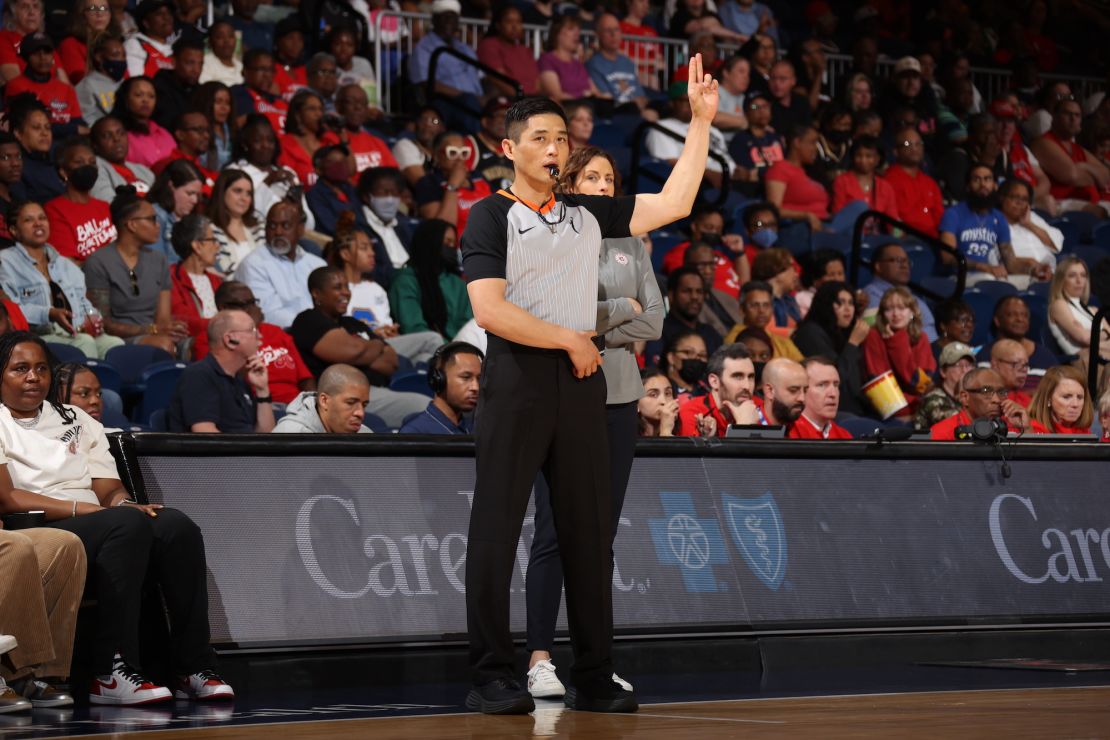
[919,276,958,301]
[650,229,684,274]
[46,342,87,364]
[1092,221,1110,248]
[962,292,998,346]
[399,411,422,429]
[133,361,188,425]
[835,415,884,438]
[1053,211,1101,243]
[1020,292,1051,347]
[589,123,627,149]
[105,345,175,388]
[395,354,415,376]
[363,413,390,433]
[777,219,812,257]
[635,158,672,188]
[84,359,122,394]
[906,246,936,285]
[967,280,1018,300]
[101,406,132,430]
[1026,280,1051,299]
[812,230,850,253]
[149,408,168,432]
[1061,244,1110,269]
[389,370,434,397]
[1050,218,1081,249]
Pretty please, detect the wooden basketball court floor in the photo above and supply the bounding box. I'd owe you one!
[8,685,1110,739]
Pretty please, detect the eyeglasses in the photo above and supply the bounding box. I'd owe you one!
[899,140,924,149]
[127,268,139,296]
[445,145,472,160]
[674,348,709,360]
[229,327,261,338]
[949,314,974,325]
[84,3,109,12]
[968,386,1009,399]
[995,359,1030,371]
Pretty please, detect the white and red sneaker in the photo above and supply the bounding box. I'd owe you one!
[90,658,173,705]
[174,670,234,701]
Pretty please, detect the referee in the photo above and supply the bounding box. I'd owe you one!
[461,56,719,715]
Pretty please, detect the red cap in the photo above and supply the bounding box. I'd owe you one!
[989,98,1019,120]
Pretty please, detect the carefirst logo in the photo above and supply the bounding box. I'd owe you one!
[648,491,787,592]
[990,493,1108,584]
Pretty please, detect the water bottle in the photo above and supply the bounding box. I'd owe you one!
[86,306,104,337]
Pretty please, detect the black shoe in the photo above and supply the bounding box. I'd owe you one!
[563,680,638,713]
[465,678,536,715]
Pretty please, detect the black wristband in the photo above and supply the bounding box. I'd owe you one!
[255,395,272,404]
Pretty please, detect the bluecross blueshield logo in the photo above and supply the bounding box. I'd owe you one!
[648,492,728,593]
[722,492,787,591]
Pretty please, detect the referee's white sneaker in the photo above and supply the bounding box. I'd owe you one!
[612,673,634,692]
[0,635,15,656]
[527,660,566,699]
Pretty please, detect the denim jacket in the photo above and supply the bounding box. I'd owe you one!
[0,243,94,329]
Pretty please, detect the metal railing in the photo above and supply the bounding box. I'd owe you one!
[425,45,523,120]
[848,210,967,303]
[627,120,731,208]
[373,11,1105,117]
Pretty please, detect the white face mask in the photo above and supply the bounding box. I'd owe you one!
[370,195,401,222]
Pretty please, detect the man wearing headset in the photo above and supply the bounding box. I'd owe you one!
[399,342,483,435]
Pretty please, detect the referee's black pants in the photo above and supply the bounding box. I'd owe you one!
[467,336,614,690]
[525,401,638,653]
[49,507,217,676]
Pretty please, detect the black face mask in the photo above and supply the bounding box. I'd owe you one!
[826,130,851,146]
[68,164,99,192]
[753,361,766,387]
[442,245,461,272]
[699,231,722,246]
[677,359,707,385]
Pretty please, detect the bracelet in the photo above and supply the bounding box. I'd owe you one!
[115,499,135,507]
[71,500,77,518]
[149,323,159,335]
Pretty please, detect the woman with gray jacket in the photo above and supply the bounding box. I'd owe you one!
[523,146,664,700]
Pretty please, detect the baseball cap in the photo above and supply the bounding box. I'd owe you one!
[893,57,922,76]
[431,0,462,14]
[18,32,53,59]
[989,98,1019,120]
[668,80,688,100]
[482,96,512,117]
[275,15,304,41]
[939,341,976,368]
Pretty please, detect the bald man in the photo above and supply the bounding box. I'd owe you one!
[990,339,1032,407]
[930,367,1030,440]
[273,364,373,433]
[762,357,807,426]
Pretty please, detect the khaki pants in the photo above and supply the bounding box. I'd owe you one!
[43,326,124,360]
[0,528,86,680]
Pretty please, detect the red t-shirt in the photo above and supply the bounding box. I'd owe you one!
[154,149,217,190]
[452,179,493,237]
[44,195,117,260]
[193,322,313,405]
[930,409,1022,440]
[677,393,729,437]
[0,30,64,78]
[278,131,341,188]
[619,20,660,80]
[660,240,740,293]
[1030,418,1090,435]
[273,63,307,101]
[786,414,853,439]
[766,160,829,219]
[1043,131,1101,204]
[1009,389,1032,408]
[57,37,87,83]
[831,172,901,221]
[2,299,28,331]
[476,36,539,95]
[347,129,399,178]
[881,164,944,237]
[4,75,82,125]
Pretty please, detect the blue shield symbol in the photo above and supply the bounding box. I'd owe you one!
[722,493,786,591]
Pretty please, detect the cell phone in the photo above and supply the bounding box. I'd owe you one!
[591,335,606,354]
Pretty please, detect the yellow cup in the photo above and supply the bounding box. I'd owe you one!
[863,370,909,419]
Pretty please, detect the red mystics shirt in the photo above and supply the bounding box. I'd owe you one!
[273,63,307,100]
[154,149,217,191]
[1030,419,1090,435]
[5,75,82,125]
[44,195,117,260]
[347,129,399,179]
[787,414,853,439]
[193,322,313,405]
[108,162,151,195]
[137,38,174,78]
[278,131,342,188]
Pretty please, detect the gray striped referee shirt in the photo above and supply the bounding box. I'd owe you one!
[461,191,636,332]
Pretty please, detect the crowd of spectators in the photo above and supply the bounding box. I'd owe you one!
[2,0,1110,717]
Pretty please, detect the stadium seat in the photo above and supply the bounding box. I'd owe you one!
[589,123,627,149]
[1050,218,1081,249]
[835,415,885,438]
[363,413,391,433]
[389,370,434,397]
[399,411,422,429]
[1053,211,1100,244]
[813,230,849,253]
[918,276,958,301]
[105,345,175,387]
[967,280,1018,300]
[1061,244,1110,270]
[1020,292,1051,346]
[1026,280,1051,299]
[650,229,684,274]
[84,359,122,394]
[101,406,133,430]
[777,219,812,257]
[149,408,168,432]
[46,343,87,364]
[133,361,188,425]
[1092,221,1110,248]
[961,292,998,346]
[906,246,936,285]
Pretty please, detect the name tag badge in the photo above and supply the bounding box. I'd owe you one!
[614,253,629,265]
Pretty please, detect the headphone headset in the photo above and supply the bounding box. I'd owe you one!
[428,341,485,395]
[955,416,1008,443]
[227,337,240,346]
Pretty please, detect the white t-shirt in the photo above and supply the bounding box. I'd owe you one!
[645,118,734,174]
[392,138,427,171]
[0,404,117,506]
[363,206,410,268]
[200,52,244,87]
[347,280,393,328]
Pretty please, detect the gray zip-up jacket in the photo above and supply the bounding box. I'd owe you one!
[596,236,664,405]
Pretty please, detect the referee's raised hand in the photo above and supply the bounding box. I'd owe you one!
[687,52,720,124]
[566,330,603,379]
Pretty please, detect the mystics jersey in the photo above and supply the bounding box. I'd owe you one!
[461,190,635,332]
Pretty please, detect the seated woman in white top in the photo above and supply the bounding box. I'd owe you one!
[0,332,233,706]
[1048,254,1110,360]
[323,213,442,364]
[998,178,1060,279]
[206,169,266,275]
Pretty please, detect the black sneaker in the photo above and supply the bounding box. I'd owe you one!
[465,678,536,715]
[564,680,638,713]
